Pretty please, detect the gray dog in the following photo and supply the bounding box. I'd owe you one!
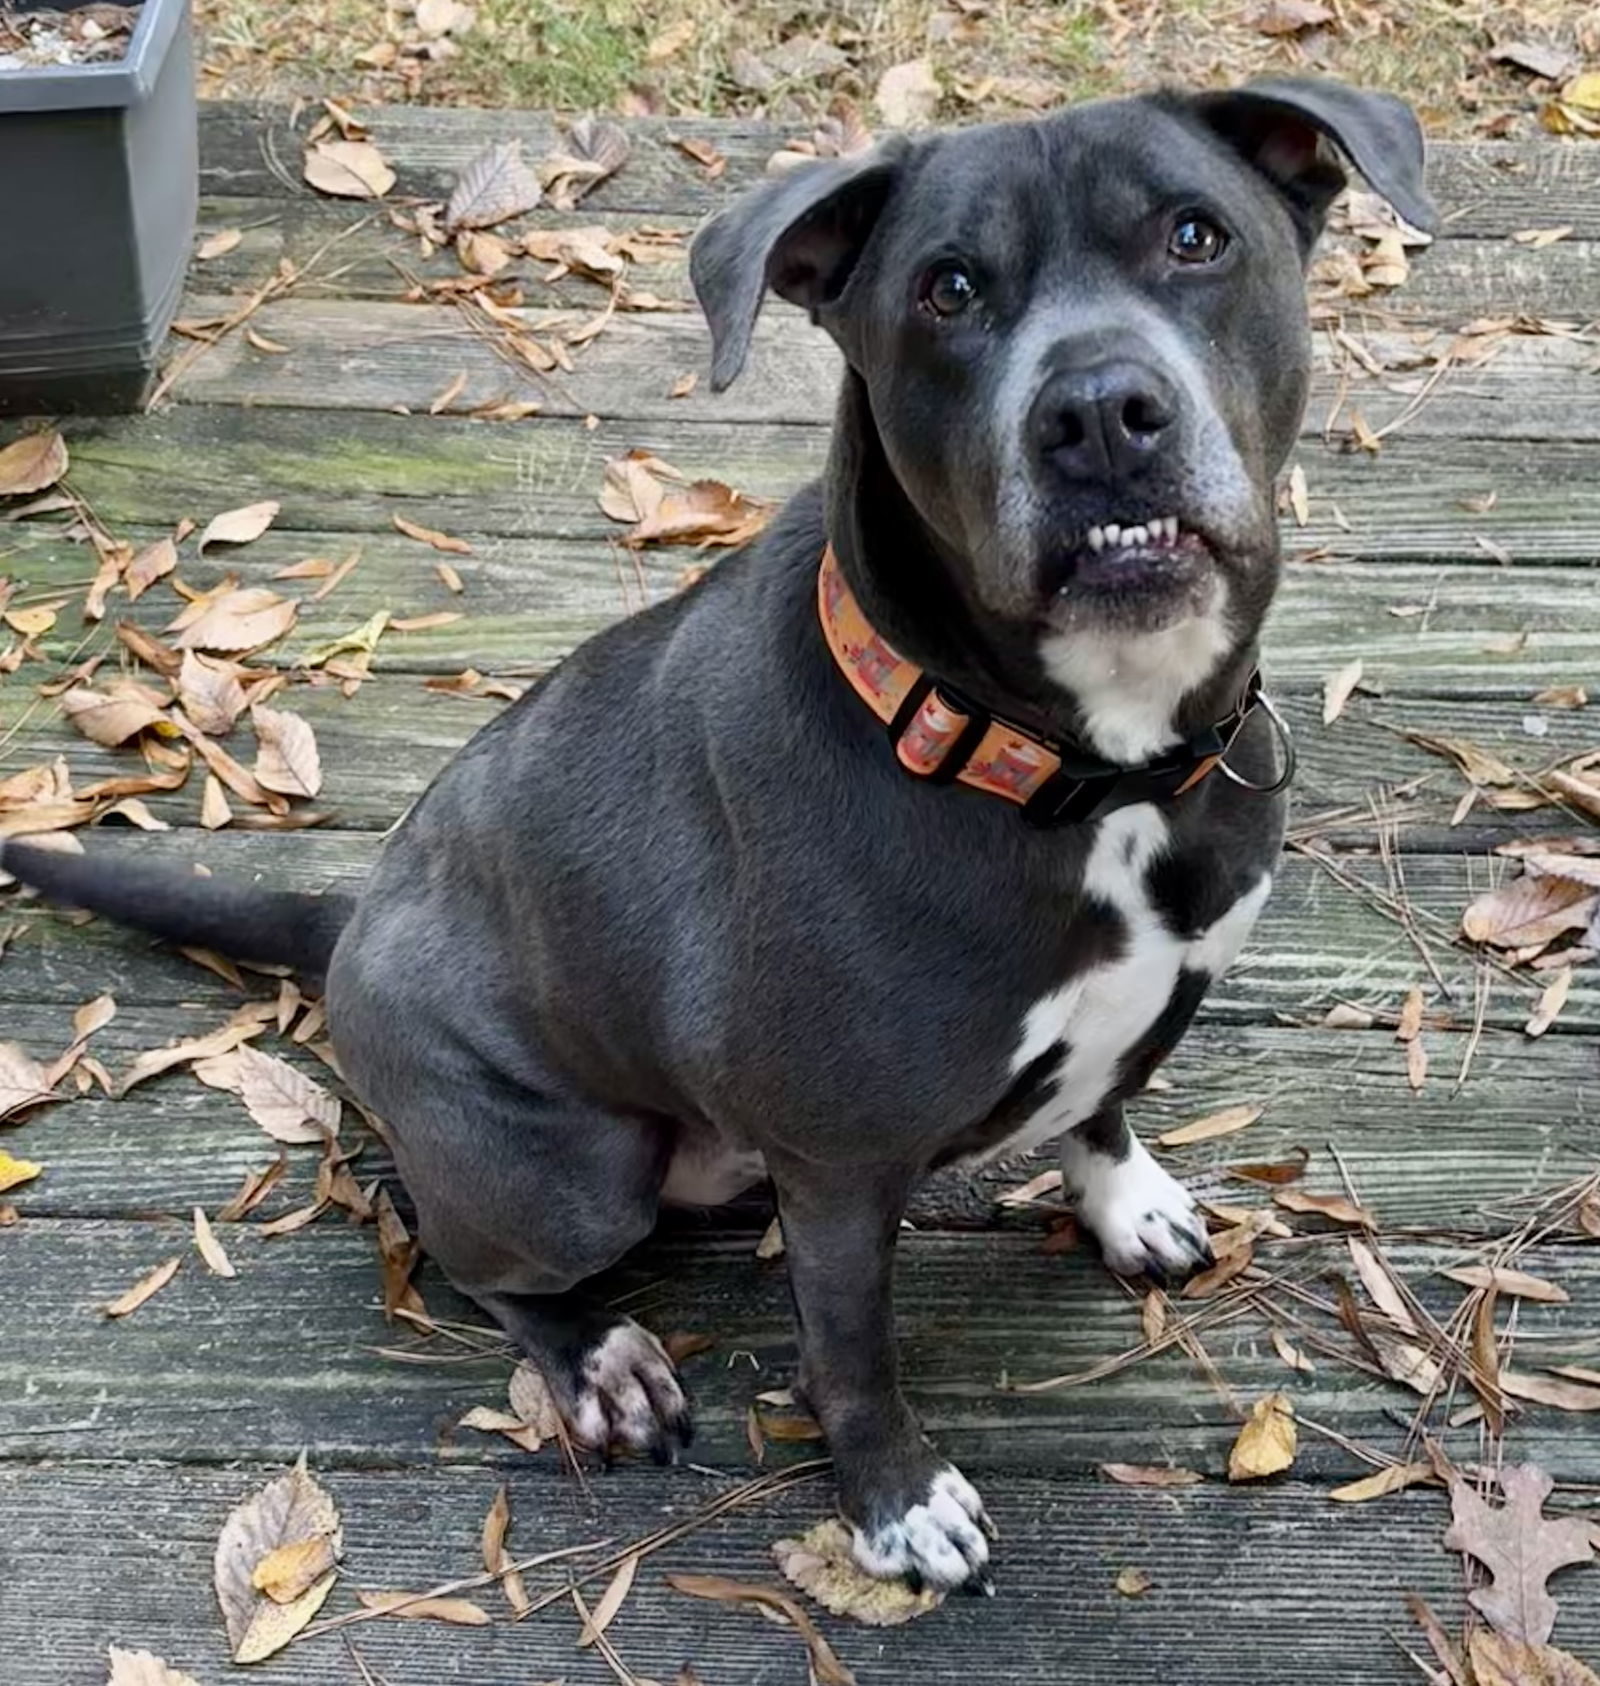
[4,78,1433,1593]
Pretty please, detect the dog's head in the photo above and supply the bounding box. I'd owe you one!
[691,78,1434,760]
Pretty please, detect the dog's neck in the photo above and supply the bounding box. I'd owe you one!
[822,371,1260,763]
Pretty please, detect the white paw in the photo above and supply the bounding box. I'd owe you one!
[571,1321,691,1459]
[1067,1136,1212,1280]
[850,1466,994,1592]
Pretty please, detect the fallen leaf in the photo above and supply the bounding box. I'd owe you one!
[392,512,473,554]
[1322,1003,1375,1029]
[176,650,248,735]
[1526,967,1573,1036]
[1157,1103,1262,1147]
[1099,1463,1203,1488]
[252,705,322,799]
[996,1168,1064,1206]
[106,1649,203,1686]
[755,1215,785,1259]
[480,1484,530,1615]
[172,585,298,652]
[672,134,727,177]
[215,1458,342,1662]
[646,18,695,60]
[1322,657,1363,724]
[446,139,543,231]
[1444,1464,1594,1644]
[1180,1246,1254,1298]
[5,601,60,638]
[390,612,462,632]
[0,1045,60,1122]
[0,1149,44,1193]
[1396,985,1425,1042]
[1287,463,1310,526]
[1470,1632,1600,1686]
[667,1573,856,1683]
[197,227,243,261]
[251,1534,337,1604]
[1514,225,1575,248]
[118,1013,269,1095]
[1500,1371,1600,1412]
[0,428,68,497]
[59,685,174,748]
[193,1206,237,1278]
[1252,0,1334,33]
[246,326,290,354]
[103,1255,181,1317]
[201,774,233,830]
[210,1044,341,1143]
[670,371,698,399]
[1228,1147,1309,1186]
[577,1553,639,1647]
[1491,41,1579,81]
[774,1517,940,1626]
[1328,1461,1435,1503]
[375,1187,423,1320]
[198,500,280,553]
[1273,1188,1375,1229]
[1227,1392,1297,1481]
[304,139,395,200]
[1271,1329,1315,1373]
[1363,229,1410,288]
[541,118,630,211]
[1464,876,1596,949]
[429,371,468,415]
[874,58,940,128]
[1114,1566,1153,1597]
[355,1591,492,1625]
[1442,1266,1569,1304]
[1407,1035,1429,1092]
[457,228,513,275]
[1534,685,1588,710]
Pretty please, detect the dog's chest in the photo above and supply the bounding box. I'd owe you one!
[977,804,1270,1162]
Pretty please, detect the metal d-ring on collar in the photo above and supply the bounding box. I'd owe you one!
[1212,684,1296,795]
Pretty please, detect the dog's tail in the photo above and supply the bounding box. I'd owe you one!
[0,838,357,974]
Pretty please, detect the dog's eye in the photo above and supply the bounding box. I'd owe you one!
[1169,215,1228,265]
[919,263,977,317]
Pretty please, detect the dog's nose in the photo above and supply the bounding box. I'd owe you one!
[1029,361,1178,480]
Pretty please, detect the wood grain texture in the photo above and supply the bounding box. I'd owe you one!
[4,1216,1600,1478]
[0,1459,1528,1686]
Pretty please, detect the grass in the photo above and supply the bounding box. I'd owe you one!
[191,0,1597,137]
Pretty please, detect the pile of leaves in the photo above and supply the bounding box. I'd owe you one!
[0,2,138,69]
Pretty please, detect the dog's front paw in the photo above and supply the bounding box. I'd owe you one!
[1071,1137,1212,1281]
[848,1464,995,1594]
[570,1320,693,1462]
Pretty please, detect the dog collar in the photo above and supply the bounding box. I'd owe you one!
[817,543,1289,827]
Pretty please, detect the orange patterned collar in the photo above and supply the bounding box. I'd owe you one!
[817,543,1276,827]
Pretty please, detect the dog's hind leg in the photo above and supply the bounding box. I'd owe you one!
[770,1156,994,1592]
[1061,1101,1212,1281]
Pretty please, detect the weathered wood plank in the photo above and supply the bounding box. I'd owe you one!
[166,295,1600,437]
[4,1216,1600,1478]
[22,405,1600,563]
[4,1000,1592,1235]
[0,832,1575,1024]
[193,104,1600,240]
[0,1458,1519,1686]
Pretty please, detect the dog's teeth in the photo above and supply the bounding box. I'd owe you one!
[1163,516,1179,543]
[1124,524,1147,547]
[1103,524,1121,546]
[1087,525,1105,552]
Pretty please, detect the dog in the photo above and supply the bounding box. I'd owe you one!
[3,77,1433,1594]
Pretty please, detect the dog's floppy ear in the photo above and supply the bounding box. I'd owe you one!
[1191,77,1437,245]
[690,144,906,390]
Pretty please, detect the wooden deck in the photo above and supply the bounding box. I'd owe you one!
[3,105,1600,1683]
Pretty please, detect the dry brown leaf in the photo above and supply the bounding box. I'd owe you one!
[670,370,698,399]
[1099,1463,1204,1488]
[0,428,68,496]
[252,705,322,799]
[172,588,297,653]
[175,651,248,736]
[305,139,394,200]
[1322,657,1363,725]
[457,228,513,276]
[541,118,631,211]
[1470,1633,1600,1686]
[392,512,473,555]
[1228,1147,1309,1186]
[647,18,695,60]
[1407,1034,1429,1092]
[1349,1236,1419,1333]
[0,1149,44,1193]
[995,1168,1064,1206]
[117,1012,268,1095]
[0,1044,60,1122]
[1465,875,1595,950]
[755,1215,785,1259]
[1501,1371,1600,1412]
[446,139,543,231]
[1227,1391,1296,1481]
[1526,967,1573,1037]
[667,1572,856,1683]
[197,227,243,261]
[198,501,280,553]
[1328,1461,1435,1503]
[1287,462,1310,526]
[355,1591,492,1625]
[479,1484,530,1615]
[60,685,175,748]
[1273,1188,1375,1229]
[875,58,940,127]
[1444,1464,1594,1644]
[251,1534,338,1605]
[1271,1329,1315,1373]
[103,1255,181,1317]
[375,1187,424,1320]
[193,1206,237,1278]
[1535,685,1588,710]
[434,561,465,595]
[201,773,233,831]
[106,1649,203,1686]
[672,134,727,176]
[215,1044,341,1143]
[1157,1103,1262,1147]
[1180,1245,1254,1299]
[1114,1566,1154,1597]
[624,479,773,550]
[1396,984,1425,1041]
[577,1552,639,1647]
[1442,1266,1569,1305]
[215,1458,342,1662]
[1253,0,1334,33]
[774,1517,938,1626]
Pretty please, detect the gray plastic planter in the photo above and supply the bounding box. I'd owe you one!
[0,0,197,414]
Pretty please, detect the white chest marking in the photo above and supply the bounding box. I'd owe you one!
[1039,582,1236,764]
[992,805,1271,1161]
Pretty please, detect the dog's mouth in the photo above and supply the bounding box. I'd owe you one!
[1037,512,1216,613]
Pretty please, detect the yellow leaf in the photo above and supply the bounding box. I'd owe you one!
[4,603,60,638]
[250,1535,338,1604]
[1115,1566,1153,1597]
[773,1516,942,1627]
[216,1458,342,1662]
[1470,1632,1600,1686]
[1227,1391,1297,1481]
[1563,72,1600,113]
[0,1150,43,1193]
